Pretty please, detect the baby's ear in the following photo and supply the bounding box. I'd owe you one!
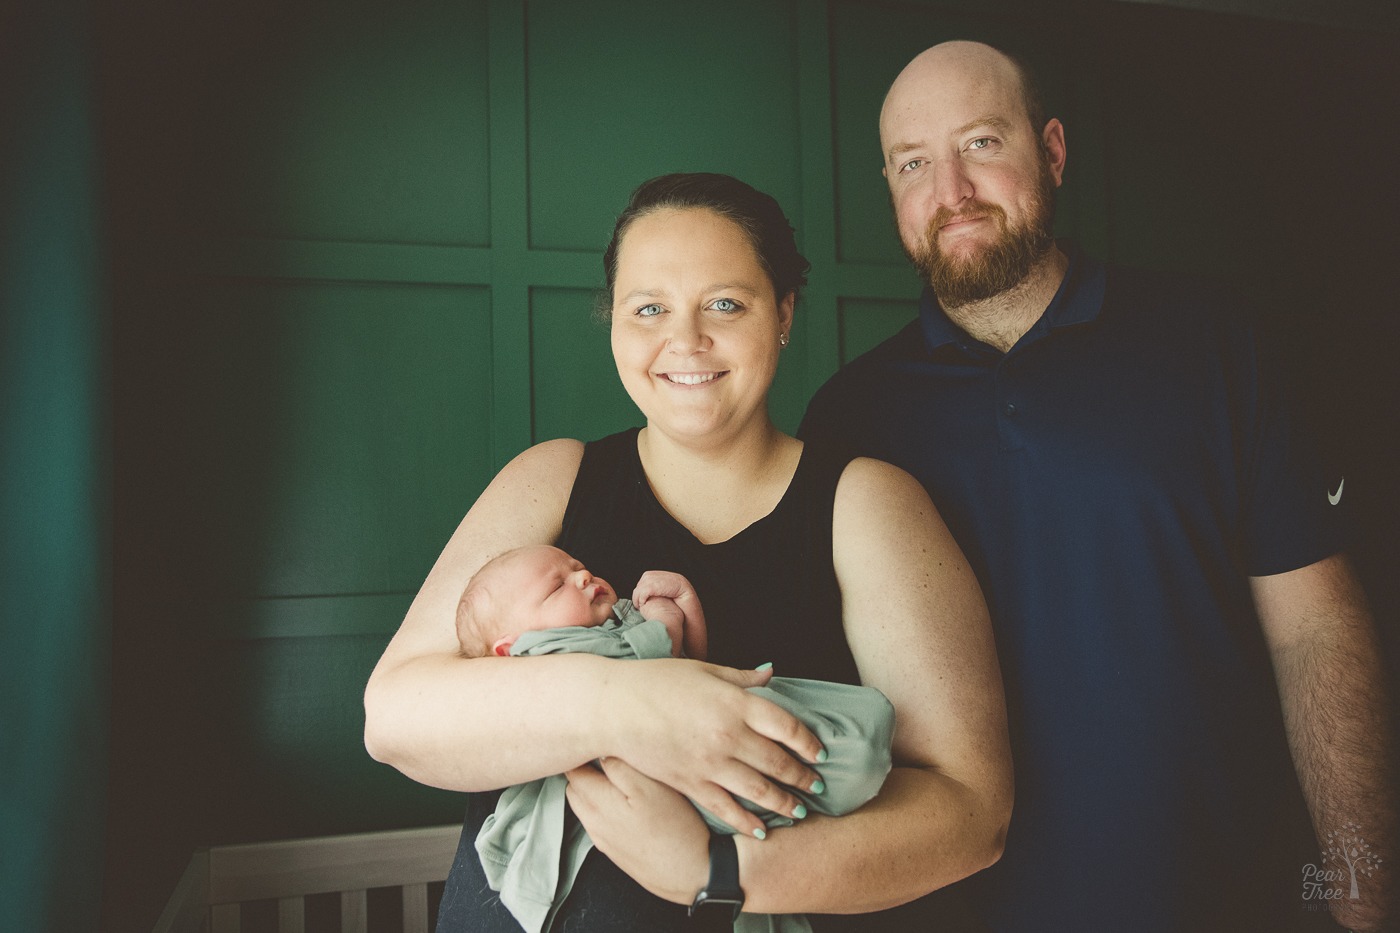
[491,634,517,657]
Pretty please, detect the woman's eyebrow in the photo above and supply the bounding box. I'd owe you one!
[618,288,665,303]
[619,284,761,301]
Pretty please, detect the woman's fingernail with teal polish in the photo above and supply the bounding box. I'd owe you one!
[754,662,773,671]
[754,827,767,840]
[793,804,807,819]
[815,748,829,764]
[811,779,825,795]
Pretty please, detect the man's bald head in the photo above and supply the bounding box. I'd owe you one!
[881,41,1046,152]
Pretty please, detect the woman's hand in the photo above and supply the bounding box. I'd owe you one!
[599,659,823,839]
[565,758,711,905]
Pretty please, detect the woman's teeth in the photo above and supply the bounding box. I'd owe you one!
[666,372,719,385]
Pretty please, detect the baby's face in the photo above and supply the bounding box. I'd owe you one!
[498,546,618,634]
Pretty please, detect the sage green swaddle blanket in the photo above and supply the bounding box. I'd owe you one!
[475,603,895,933]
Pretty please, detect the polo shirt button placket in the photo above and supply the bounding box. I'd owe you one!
[996,392,1024,451]
[992,357,1025,451]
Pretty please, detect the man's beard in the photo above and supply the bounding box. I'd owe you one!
[903,158,1056,309]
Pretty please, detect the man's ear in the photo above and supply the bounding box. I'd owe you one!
[1042,117,1067,186]
[492,634,516,657]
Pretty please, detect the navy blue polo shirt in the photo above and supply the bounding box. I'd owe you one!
[799,246,1346,932]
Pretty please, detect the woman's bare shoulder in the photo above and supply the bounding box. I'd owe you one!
[833,456,931,514]
[829,455,965,621]
[504,437,586,477]
[453,438,586,555]
[473,438,585,517]
[376,439,587,663]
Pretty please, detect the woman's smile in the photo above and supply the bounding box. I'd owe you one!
[659,371,726,386]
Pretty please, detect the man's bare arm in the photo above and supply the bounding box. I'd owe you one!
[1253,554,1396,931]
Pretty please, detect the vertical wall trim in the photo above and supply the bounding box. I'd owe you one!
[488,0,533,465]
[795,0,842,391]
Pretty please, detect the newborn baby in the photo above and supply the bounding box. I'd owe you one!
[456,545,895,933]
[455,543,705,661]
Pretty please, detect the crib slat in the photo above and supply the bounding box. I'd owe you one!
[340,889,367,933]
[402,882,429,933]
[211,902,240,933]
[277,896,305,933]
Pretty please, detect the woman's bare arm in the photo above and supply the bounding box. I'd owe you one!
[363,440,823,831]
[364,439,600,788]
[732,458,1013,911]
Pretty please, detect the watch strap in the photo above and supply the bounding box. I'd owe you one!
[688,832,745,920]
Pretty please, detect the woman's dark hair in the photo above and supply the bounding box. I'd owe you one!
[600,173,810,316]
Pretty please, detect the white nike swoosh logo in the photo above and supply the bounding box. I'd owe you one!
[1328,478,1345,506]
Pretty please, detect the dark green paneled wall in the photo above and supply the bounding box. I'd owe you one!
[102,1,1398,929]
[526,0,804,253]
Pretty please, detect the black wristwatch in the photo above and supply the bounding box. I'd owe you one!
[689,833,745,920]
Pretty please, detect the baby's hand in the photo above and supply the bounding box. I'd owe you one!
[632,570,696,606]
[637,596,686,658]
[633,570,707,660]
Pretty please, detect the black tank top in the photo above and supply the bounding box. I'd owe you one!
[557,428,859,683]
[436,430,923,933]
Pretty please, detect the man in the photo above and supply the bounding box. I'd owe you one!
[800,40,1394,932]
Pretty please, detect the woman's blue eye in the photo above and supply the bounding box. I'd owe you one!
[636,304,664,317]
[711,298,739,313]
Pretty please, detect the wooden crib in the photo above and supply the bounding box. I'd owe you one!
[152,824,461,933]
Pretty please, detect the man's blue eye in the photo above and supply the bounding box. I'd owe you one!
[901,159,924,173]
[968,138,992,150]
[636,304,663,317]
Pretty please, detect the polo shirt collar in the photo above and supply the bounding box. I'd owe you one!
[918,241,1107,355]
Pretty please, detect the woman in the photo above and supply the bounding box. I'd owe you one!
[364,173,1011,930]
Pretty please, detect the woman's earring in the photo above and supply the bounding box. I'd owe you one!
[779,332,789,347]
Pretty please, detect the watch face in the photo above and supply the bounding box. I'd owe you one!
[689,891,744,921]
